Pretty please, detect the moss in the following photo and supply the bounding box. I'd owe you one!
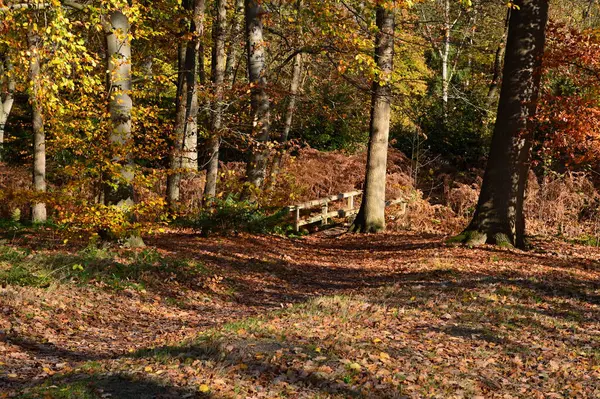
[349,219,385,234]
[494,233,514,248]
[447,230,487,246]
[446,232,469,244]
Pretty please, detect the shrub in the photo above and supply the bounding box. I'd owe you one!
[182,195,291,236]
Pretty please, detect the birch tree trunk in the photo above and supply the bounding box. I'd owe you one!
[349,4,395,233]
[28,35,46,223]
[242,0,270,197]
[0,54,15,162]
[166,0,205,207]
[459,0,548,248]
[441,0,450,120]
[104,10,134,208]
[204,0,228,200]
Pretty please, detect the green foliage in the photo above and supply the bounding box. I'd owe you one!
[393,99,491,167]
[292,81,370,152]
[182,195,291,236]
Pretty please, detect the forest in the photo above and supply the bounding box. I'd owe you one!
[0,0,599,397]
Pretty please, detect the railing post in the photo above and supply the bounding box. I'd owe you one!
[295,207,300,231]
[348,194,354,211]
[322,201,328,226]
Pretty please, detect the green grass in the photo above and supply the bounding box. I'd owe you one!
[0,244,210,290]
[17,381,98,399]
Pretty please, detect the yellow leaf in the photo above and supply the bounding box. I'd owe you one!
[144,366,153,372]
[199,384,210,393]
[349,362,361,371]
[379,352,390,361]
[372,338,382,344]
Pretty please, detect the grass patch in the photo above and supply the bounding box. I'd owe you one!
[0,244,210,290]
[17,381,99,399]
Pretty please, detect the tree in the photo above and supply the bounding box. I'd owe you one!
[418,0,475,120]
[204,0,228,200]
[104,8,135,208]
[28,31,46,223]
[225,0,245,86]
[349,2,395,233]
[0,53,15,161]
[242,0,270,197]
[166,0,206,207]
[458,0,549,248]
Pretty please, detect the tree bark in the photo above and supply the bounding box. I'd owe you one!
[204,0,228,200]
[242,0,271,197]
[166,0,205,208]
[104,10,135,208]
[225,0,245,86]
[28,35,46,223]
[459,0,548,248]
[485,9,510,111]
[349,4,395,233]
[0,54,15,162]
[441,0,450,120]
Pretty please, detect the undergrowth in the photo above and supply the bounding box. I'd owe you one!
[177,195,293,236]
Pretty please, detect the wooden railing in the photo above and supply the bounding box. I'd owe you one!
[288,190,407,231]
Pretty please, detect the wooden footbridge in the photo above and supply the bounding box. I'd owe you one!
[288,190,407,231]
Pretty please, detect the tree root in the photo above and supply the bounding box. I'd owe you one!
[447,230,514,248]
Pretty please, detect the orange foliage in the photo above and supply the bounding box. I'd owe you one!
[537,24,600,166]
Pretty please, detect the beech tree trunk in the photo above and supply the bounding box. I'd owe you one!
[460,0,548,248]
[167,0,205,207]
[349,5,395,233]
[204,0,228,200]
[0,54,15,162]
[242,0,270,197]
[28,35,46,223]
[104,10,134,208]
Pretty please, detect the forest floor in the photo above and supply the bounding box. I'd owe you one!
[0,229,599,398]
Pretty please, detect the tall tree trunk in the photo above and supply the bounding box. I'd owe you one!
[204,0,228,200]
[459,0,548,248]
[0,54,15,162]
[225,0,244,86]
[349,4,395,233]
[485,9,510,111]
[441,0,450,120]
[166,0,205,207]
[242,0,270,197]
[104,10,134,208]
[267,51,302,190]
[166,43,188,205]
[28,35,46,223]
